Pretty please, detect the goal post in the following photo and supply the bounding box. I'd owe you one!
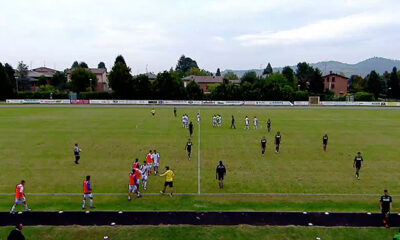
[309,96,320,105]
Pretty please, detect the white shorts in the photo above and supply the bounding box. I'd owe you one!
[129,185,137,193]
[147,163,152,168]
[142,175,148,181]
[153,162,159,167]
[14,197,26,204]
[83,193,93,199]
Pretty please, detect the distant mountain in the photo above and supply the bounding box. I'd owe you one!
[222,57,400,78]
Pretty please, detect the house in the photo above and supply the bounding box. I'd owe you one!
[182,75,225,93]
[25,67,57,91]
[322,71,349,96]
[67,68,109,92]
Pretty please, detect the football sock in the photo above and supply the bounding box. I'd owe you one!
[89,199,93,207]
[82,200,85,208]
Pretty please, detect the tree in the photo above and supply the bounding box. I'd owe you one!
[79,62,88,68]
[216,68,221,76]
[348,75,364,93]
[98,62,106,70]
[115,55,126,65]
[210,83,240,100]
[186,80,203,100]
[296,62,314,90]
[308,68,324,94]
[388,67,399,99]
[0,63,13,99]
[282,66,296,88]
[175,55,198,73]
[4,63,16,90]
[241,71,258,85]
[365,70,382,99]
[51,71,67,89]
[108,61,133,99]
[132,74,151,99]
[16,61,29,91]
[71,61,80,68]
[70,68,97,93]
[152,71,185,99]
[223,71,239,80]
[186,67,211,76]
[263,63,273,75]
[38,75,47,86]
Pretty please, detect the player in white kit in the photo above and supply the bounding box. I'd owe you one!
[245,116,250,130]
[140,161,150,190]
[197,113,200,125]
[212,115,217,128]
[152,150,160,175]
[254,116,258,129]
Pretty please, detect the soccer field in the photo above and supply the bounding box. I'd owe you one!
[0,106,399,211]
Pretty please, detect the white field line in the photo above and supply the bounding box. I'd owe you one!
[0,192,397,197]
[198,109,201,195]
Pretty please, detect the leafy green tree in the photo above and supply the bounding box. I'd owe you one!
[216,68,221,76]
[71,61,79,68]
[51,71,67,89]
[79,62,88,68]
[98,62,106,70]
[16,61,29,91]
[38,75,47,86]
[152,71,185,99]
[186,67,211,76]
[296,62,314,90]
[108,62,133,99]
[282,66,296,88]
[210,83,240,100]
[365,70,381,99]
[0,63,14,99]
[388,67,399,99]
[4,63,16,90]
[308,68,324,94]
[186,80,203,100]
[132,74,151,99]
[115,55,126,65]
[241,71,258,85]
[281,85,294,100]
[70,68,97,93]
[223,71,239,80]
[348,75,364,93]
[175,55,198,74]
[263,63,273,75]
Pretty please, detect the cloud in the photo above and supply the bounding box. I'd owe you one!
[235,10,400,47]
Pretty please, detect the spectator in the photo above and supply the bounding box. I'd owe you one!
[8,223,25,240]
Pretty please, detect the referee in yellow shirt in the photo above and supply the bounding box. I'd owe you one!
[160,166,174,197]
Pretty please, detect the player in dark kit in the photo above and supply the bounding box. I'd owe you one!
[174,107,177,117]
[231,115,236,129]
[74,143,81,164]
[353,152,363,180]
[261,136,267,156]
[322,134,328,151]
[267,119,271,133]
[185,138,192,160]
[188,121,193,137]
[380,189,392,228]
[216,161,226,189]
[274,131,281,153]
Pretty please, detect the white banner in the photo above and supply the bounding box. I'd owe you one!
[6,99,24,104]
[39,99,70,104]
[294,101,309,106]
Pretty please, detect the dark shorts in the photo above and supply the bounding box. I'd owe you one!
[187,148,192,153]
[382,209,390,215]
[261,147,266,153]
[75,155,80,161]
[164,181,173,187]
[217,174,224,180]
[355,162,362,169]
[323,141,327,145]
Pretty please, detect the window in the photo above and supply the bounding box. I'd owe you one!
[331,84,335,89]
[332,77,335,82]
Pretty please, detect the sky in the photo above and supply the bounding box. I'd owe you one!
[1,0,400,74]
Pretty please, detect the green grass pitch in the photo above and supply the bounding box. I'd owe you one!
[0,106,400,212]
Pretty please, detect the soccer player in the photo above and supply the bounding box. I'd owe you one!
[212,115,217,128]
[152,150,160,175]
[185,138,192,160]
[9,180,30,214]
[380,189,392,228]
[146,150,153,176]
[254,116,258,129]
[181,115,185,128]
[217,114,222,127]
[74,143,81,164]
[261,136,267,156]
[216,161,226,189]
[274,131,281,153]
[141,161,149,190]
[245,116,249,130]
[322,134,328,151]
[174,107,177,117]
[128,170,141,200]
[353,152,363,180]
[82,176,95,209]
[197,112,200,125]
[151,108,155,117]
[231,115,236,129]
[267,119,271,133]
[189,121,194,137]
[160,166,174,197]
[132,158,140,170]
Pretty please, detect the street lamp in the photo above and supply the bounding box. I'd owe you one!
[89,78,92,91]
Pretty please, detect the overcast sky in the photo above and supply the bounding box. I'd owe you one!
[1,0,400,73]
